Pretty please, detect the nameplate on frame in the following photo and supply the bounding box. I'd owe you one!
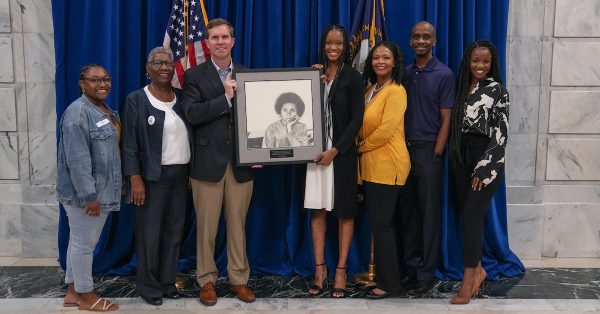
[270,149,294,159]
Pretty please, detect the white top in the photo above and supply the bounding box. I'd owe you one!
[303,79,334,211]
[144,86,191,165]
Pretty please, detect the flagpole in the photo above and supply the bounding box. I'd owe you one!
[199,0,209,26]
[369,0,376,47]
[183,0,189,70]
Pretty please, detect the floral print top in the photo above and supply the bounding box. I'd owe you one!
[462,77,509,184]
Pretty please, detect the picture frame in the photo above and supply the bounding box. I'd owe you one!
[234,67,324,166]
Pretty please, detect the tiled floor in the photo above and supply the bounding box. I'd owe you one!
[0,298,598,313]
[0,258,598,313]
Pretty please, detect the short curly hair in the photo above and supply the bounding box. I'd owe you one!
[274,92,305,117]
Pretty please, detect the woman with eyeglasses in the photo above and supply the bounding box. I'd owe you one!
[57,63,120,311]
[121,47,191,306]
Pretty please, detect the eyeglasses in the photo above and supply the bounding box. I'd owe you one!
[411,34,434,41]
[148,60,176,68]
[83,77,112,84]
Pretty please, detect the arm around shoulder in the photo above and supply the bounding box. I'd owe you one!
[358,85,406,153]
[121,92,142,176]
[334,68,365,155]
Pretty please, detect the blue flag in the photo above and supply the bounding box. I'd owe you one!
[349,0,388,72]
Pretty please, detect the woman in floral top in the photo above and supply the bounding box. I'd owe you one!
[448,40,509,304]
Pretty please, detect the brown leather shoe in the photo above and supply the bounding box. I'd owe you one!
[230,284,256,303]
[199,282,217,306]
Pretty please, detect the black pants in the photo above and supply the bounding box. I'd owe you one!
[135,164,188,299]
[451,135,503,267]
[397,141,442,281]
[364,181,402,293]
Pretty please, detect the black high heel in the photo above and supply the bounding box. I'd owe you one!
[308,263,328,296]
[331,266,347,298]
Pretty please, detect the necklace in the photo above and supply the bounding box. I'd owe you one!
[373,79,391,93]
[149,84,175,102]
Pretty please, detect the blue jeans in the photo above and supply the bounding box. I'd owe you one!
[63,204,109,293]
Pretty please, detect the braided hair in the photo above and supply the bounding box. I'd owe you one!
[78,63,105,94]
[318,25,351,145]
[362,41,404,86]
[318,25,351,100]
[318,24,351,67]
[449,40,502,166]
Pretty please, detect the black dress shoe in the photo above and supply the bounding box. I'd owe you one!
[365,288,394,300]
[399,274,417,285]
[407,280,435,295]
[164,291,180,299]
[399,274,417,291]
[141,295,163,306]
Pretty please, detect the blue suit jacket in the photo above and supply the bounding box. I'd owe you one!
[121,87,191,181]
[182,60,253,183]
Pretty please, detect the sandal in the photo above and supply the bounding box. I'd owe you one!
[308,263,328,296]
[331,266,347,298]
[79,298,119,312]
[63,301,78,307]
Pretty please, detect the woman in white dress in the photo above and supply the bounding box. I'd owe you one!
[305,25,365,298]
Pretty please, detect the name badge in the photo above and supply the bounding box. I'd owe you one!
[96,118,110,128]
[148,116,155,125]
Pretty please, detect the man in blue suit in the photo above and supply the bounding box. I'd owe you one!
[182,18,256,306]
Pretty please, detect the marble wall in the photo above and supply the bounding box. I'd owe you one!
[0,0,598,260]
[506,0,600,259]
[0,0,57,258]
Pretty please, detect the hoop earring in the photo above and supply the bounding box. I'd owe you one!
[146,73,150,80]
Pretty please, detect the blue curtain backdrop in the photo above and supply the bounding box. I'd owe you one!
[53,0,524,281]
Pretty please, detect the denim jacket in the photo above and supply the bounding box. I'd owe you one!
[57,95,122,211]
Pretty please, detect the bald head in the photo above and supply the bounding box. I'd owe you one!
[410,21,437,59]
[412,21,436,38]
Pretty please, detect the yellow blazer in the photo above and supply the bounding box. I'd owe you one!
[358,81,410,186]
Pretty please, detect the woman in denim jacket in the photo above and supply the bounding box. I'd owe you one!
[57,64,120,311]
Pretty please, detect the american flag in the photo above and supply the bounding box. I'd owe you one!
[163,0,210,88]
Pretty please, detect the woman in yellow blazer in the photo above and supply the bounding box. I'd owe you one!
[359,41,410,299]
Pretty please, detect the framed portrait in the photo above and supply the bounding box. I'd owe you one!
[234,68,324,166]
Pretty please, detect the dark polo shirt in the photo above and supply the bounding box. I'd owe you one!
[404,56,455,142]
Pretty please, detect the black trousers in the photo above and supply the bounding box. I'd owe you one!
[397,141,442,281]
[364,181,402,293]
[135,164,188,299]
[451,135,503,267]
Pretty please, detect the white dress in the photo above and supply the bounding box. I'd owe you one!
[303,80,334,211]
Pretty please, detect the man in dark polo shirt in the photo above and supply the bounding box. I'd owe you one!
[397,21,455,295]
